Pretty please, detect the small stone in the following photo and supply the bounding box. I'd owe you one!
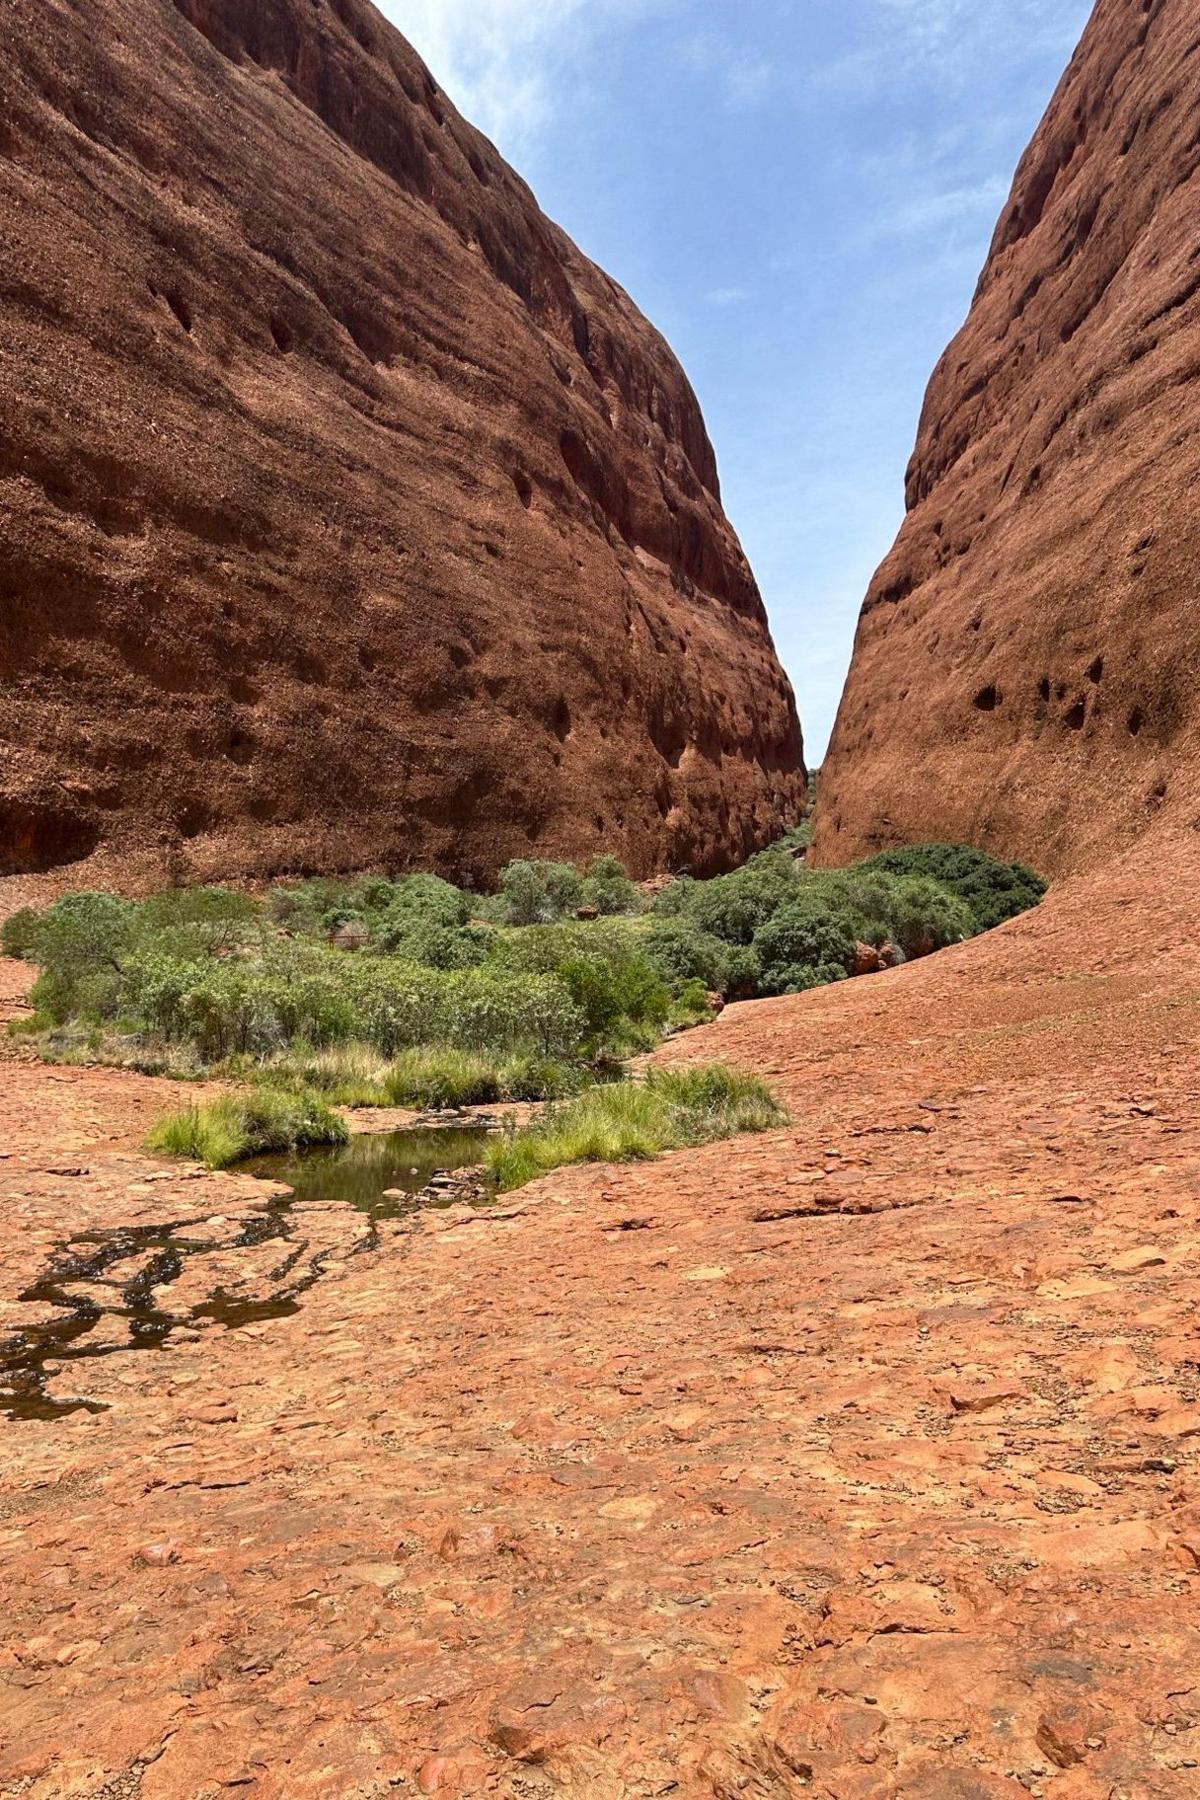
[136,1543,181,1567]
[1109,1247,1167,1274]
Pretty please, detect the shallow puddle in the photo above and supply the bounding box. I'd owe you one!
[240,1126,491,1212]
[0,1126,492,1423]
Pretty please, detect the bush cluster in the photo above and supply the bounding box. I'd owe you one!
[5,840,1046,1102]
[648,838,1042,998]
[860,843,1047,934]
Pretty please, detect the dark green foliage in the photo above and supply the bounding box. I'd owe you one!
[1,907,43,960]
[556,955,669,1047]
[861,843,1047,933]
[641,919,731,993]
[685,854,800,945]
[381,921,492,970]
[495,859,585,926]
[885,876,975,960]
[489,921,668,1047]
[580,854,640,917]
[799,869,896,947]
[751,898,857,996]
[650,876,698,919]
[376,874,471,949]
[723,945,763,999]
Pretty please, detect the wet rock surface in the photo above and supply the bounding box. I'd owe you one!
[0,0,803,887]
[818,0,1200,877]
[4,840,1200,1792]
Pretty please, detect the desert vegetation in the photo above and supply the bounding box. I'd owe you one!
[2,839,1043,1169]
[486,1065,786,1192]
[145,1089,349,1169]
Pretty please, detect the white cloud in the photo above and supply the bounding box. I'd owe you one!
[869,174,1012,241]
[379,0,668,162]
[707,286,753,307]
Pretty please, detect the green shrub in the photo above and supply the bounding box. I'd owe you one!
[138,887,260,931]
[486,1063,787,1192]
[146,1088,349,1169]
[861,843,1046,933]
[495,859,584,926]
[685,854,800,945]
[379,921,491,970]
[117,945,588,1064]
[1,907,43,960]
[885,876,975,960]
[264,879,358,933]
[669,980,717,1030]
[751,898,857,996]
[557,955,669,1046]
[642,919,732,993]
[489,921,667,1048]
[580,854,640,917]
[29,892,138,1021]
[377,874,471,949]
[799,869,897,948]
[724,945,763,999]
[650,877,698,919]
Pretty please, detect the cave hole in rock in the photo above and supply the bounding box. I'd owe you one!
[165,288,193,333]
[176,801,211,840]
[1087,656,1105,684]
[226,729,256,765]
[1128,706,1145,737]
[973,684,1001,712]
[1064,697,1088,731]
[269,315,294,354]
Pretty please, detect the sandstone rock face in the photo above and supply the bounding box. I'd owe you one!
[816,0,1200,877]
[0,0,803,885]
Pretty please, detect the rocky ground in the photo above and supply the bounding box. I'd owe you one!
[3,843,1200,1797]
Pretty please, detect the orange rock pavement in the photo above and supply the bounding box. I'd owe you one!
[4,843,1200,1795]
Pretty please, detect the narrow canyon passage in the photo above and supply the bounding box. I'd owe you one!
[4,839,1200,1797]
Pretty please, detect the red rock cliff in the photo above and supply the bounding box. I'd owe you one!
[0,0,804,885]
[816,0,1200,877]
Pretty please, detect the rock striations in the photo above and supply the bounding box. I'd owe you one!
[816,0,1200,877]
[0,0,804,886]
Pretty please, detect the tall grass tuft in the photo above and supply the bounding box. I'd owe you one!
[486,1063,786,1192]
[255,1042,394,1107]
[146,1089,349,1170]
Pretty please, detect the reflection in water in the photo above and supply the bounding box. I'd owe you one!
[0,1127,491,1423]
[240,1127,491,1214]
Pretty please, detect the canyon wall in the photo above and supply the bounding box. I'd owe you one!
[816,0,1200,877]
[0,0,804,886]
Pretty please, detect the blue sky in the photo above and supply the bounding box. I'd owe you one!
[384,0,1093,760]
